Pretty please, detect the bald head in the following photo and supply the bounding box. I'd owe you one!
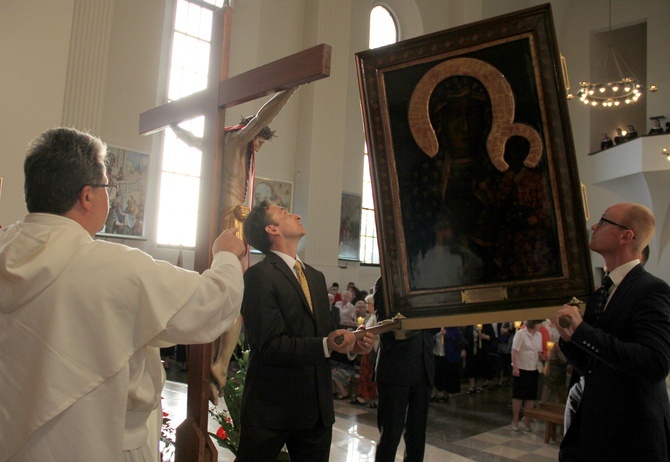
[621,203,655,253]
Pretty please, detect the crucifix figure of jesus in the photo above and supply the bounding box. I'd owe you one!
[169,87,298,402]
[139,6,330,461]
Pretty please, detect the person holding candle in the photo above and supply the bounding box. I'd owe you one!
[464,323,496,393]
[351,294,379,407]
[354,300,369,326]
[540,340,567,404]
[432,326,466,402]
[511,320,546,432]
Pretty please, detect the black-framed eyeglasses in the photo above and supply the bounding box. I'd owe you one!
[598,216,629,230]
[598,216,635,239]
[88,183,112,189]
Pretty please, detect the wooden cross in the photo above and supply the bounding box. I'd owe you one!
[139,6,330,461]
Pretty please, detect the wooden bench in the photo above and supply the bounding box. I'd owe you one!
[523,402,565,444]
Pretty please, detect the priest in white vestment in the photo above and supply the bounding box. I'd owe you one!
[0,127,246,462]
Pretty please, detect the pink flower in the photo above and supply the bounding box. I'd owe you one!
[216,427,227,440]
[225,416,232,424]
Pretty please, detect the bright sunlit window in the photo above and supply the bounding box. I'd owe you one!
[360,150,380,265]
[360,5,397,264]
[156,0,223,247]
[369,5,397,49]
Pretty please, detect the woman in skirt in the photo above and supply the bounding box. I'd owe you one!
[511,320,547,431]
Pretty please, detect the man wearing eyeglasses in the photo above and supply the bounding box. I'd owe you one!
[0,127,246,461]
[555,203,670,462]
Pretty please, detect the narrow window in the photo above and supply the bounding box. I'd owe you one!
[360,5,397,264]
[156,0,223,247]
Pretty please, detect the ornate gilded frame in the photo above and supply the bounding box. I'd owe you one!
[356,5,593,321]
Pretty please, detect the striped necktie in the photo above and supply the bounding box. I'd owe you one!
[294,261,313,312]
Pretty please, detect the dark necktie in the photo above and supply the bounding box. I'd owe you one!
[592,275,613,322]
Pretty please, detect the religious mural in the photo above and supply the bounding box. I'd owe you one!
[100,146,149,239]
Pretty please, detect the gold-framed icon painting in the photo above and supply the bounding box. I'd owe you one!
[252,177,294,212]
[356,4,593,320]
[98,145,149,240]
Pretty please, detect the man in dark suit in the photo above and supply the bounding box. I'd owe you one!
[236,200,374,462]
[556,203,670,462]
[373,277,436,462]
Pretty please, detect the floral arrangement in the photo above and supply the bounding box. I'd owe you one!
[208,337,289,461]
[160,406,175,462]
[208,339,248,456]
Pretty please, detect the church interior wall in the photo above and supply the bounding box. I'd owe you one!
[1,0,669,300]
[588,22,647,154]
[0,0,76,227]
[301,1,385,292]
[646,0,670,119]
[101,0,167,154]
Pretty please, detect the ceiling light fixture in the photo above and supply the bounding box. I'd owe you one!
[576,0,656,108]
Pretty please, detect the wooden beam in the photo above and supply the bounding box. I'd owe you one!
[218,44,331,108]
[138,91,208,136]
[138,44,331,136]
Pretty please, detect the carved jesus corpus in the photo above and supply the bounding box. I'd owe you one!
[173,87,298,403]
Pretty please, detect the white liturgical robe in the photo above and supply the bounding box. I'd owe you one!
[0,213,243,461]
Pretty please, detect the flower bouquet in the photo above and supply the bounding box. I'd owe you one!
[160,407,175,462]
[208,344,246,456]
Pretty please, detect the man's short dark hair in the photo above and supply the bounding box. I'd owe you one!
[243,200,274,254]
[24,127,106,214]
[525,320,543,330]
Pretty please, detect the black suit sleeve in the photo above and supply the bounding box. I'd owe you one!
[564,270,670,381]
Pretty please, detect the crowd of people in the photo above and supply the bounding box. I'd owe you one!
[328,282,573,432]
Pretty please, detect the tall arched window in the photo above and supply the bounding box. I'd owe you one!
[360,5,397,265]
[156,0,224,247]
[369,5,397,49]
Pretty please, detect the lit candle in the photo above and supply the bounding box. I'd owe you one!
[357,316,364,326]
[546,341,555,352]
[514,321,522,329]
[476,324,483,348]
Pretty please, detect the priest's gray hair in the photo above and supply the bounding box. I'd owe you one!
[24,127,107,214]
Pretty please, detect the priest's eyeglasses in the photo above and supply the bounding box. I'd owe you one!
[89,183,112,189]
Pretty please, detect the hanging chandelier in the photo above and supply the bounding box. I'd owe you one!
[577,0,654,108]
[577,57,643,108]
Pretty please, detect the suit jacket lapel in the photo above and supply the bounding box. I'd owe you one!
[266,252,314,317]
[600,265,642,323]
[585,265,642,370]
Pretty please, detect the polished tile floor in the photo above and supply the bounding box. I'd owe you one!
[162,363,560,461]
